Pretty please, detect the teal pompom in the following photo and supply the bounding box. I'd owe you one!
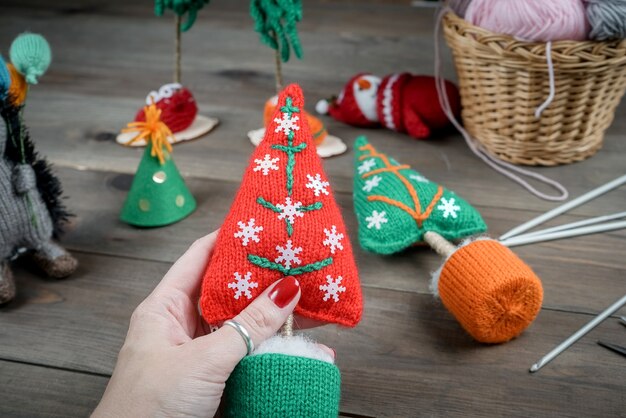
[9,33,52,85]
[0,55,10,99]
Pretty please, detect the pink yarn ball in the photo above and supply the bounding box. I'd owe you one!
[466,0,589,42]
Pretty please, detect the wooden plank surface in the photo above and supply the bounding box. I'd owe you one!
[0,0,625,417]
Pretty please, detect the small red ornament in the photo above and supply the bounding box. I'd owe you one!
[135,84,198,134]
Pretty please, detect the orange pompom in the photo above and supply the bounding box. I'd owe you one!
[7,63,27,106]
[437,239,543,343]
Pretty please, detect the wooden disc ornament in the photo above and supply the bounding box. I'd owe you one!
[353,136,543,343]
[200,85,362,417]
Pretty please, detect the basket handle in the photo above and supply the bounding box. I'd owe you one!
[434,7,569,202]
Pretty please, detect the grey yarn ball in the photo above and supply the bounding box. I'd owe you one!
[585,0,626,41]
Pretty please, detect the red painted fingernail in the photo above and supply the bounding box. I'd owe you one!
[268,276,300,308]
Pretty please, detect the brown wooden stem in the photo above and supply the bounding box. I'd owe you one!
[280,313,294,337]
[174,15,182,84]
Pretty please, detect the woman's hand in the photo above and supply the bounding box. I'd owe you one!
[92,231,323,418]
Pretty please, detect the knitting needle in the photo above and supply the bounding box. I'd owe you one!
[500,174,626,241]
[501,220,626,248]
[507,211,626,240]
[597,341,626,358]
[530,294,626,373]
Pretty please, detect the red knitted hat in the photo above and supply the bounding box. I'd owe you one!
[327,73,378,128]
[376,73,411,132]
[135,84,198,134]
[200,84,362,327]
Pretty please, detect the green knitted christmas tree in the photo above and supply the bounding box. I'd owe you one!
[120,103,196,227]
[353,136,486,254]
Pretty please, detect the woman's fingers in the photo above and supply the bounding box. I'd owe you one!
[193,277,301,368]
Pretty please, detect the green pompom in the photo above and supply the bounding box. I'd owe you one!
[154,0,210,31]
[250,0,303,62]
[9,33,51,85]
[353,136,487,254]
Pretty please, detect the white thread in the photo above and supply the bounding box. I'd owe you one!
[534,41,556,118]
[434,7,568,202]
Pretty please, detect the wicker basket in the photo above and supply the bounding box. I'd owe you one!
[443,12,626,166]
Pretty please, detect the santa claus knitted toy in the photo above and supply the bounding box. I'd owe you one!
[200,84,362,417]
[317,73,461,140]
[353,137,543,343]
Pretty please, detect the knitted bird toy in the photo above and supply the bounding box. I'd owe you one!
[200,84,362,417]
[353,137,543,343]
[119,103,196,227]
[116,83,218,146]
[317,73,461,140]
[0,36,77,305]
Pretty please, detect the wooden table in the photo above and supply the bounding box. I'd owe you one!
[1,1,624,416]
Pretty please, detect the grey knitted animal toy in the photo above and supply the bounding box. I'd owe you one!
[0,96,77,304]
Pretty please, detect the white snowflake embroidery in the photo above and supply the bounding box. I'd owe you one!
[234,218,263,246]
[305,173,330,197]
[366,210,388,230]
[323,225,344,254]
[319,275,346,302]
[228,272,258,300]
[275,240,302,269]
[253,154,280,176]
[437,197,461,219]
[274,113,300,136]
[276,197,304,224]
[410,174,429,183]
[358,158,376,174]
[362,175,382,192]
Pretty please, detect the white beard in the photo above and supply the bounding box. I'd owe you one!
[353,75,381,122]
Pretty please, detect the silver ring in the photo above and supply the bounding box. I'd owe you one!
[223,320,254,356]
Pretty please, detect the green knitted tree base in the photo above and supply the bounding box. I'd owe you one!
[353,136,487,254]
[225,353,341,418]
[121,143,196,227]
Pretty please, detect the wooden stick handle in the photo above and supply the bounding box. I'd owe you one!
[174,15,182,84]
[424,231,456,257]
[280,313,294,337]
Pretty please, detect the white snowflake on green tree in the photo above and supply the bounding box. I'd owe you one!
[366,210,388,230]
[358,158,377,174]
[437,197,461,219]
[362,175,382,192]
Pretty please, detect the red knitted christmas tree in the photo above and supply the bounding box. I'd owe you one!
[200,84,362,327]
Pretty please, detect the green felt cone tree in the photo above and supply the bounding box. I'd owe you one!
[353,136,487,254]
[120,103,196,227]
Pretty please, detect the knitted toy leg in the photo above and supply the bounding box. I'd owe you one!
[32,240,78,279]
[402,105,431,139]
[0,262,16,304]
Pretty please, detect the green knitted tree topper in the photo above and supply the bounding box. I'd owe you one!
[353,136,486,254]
